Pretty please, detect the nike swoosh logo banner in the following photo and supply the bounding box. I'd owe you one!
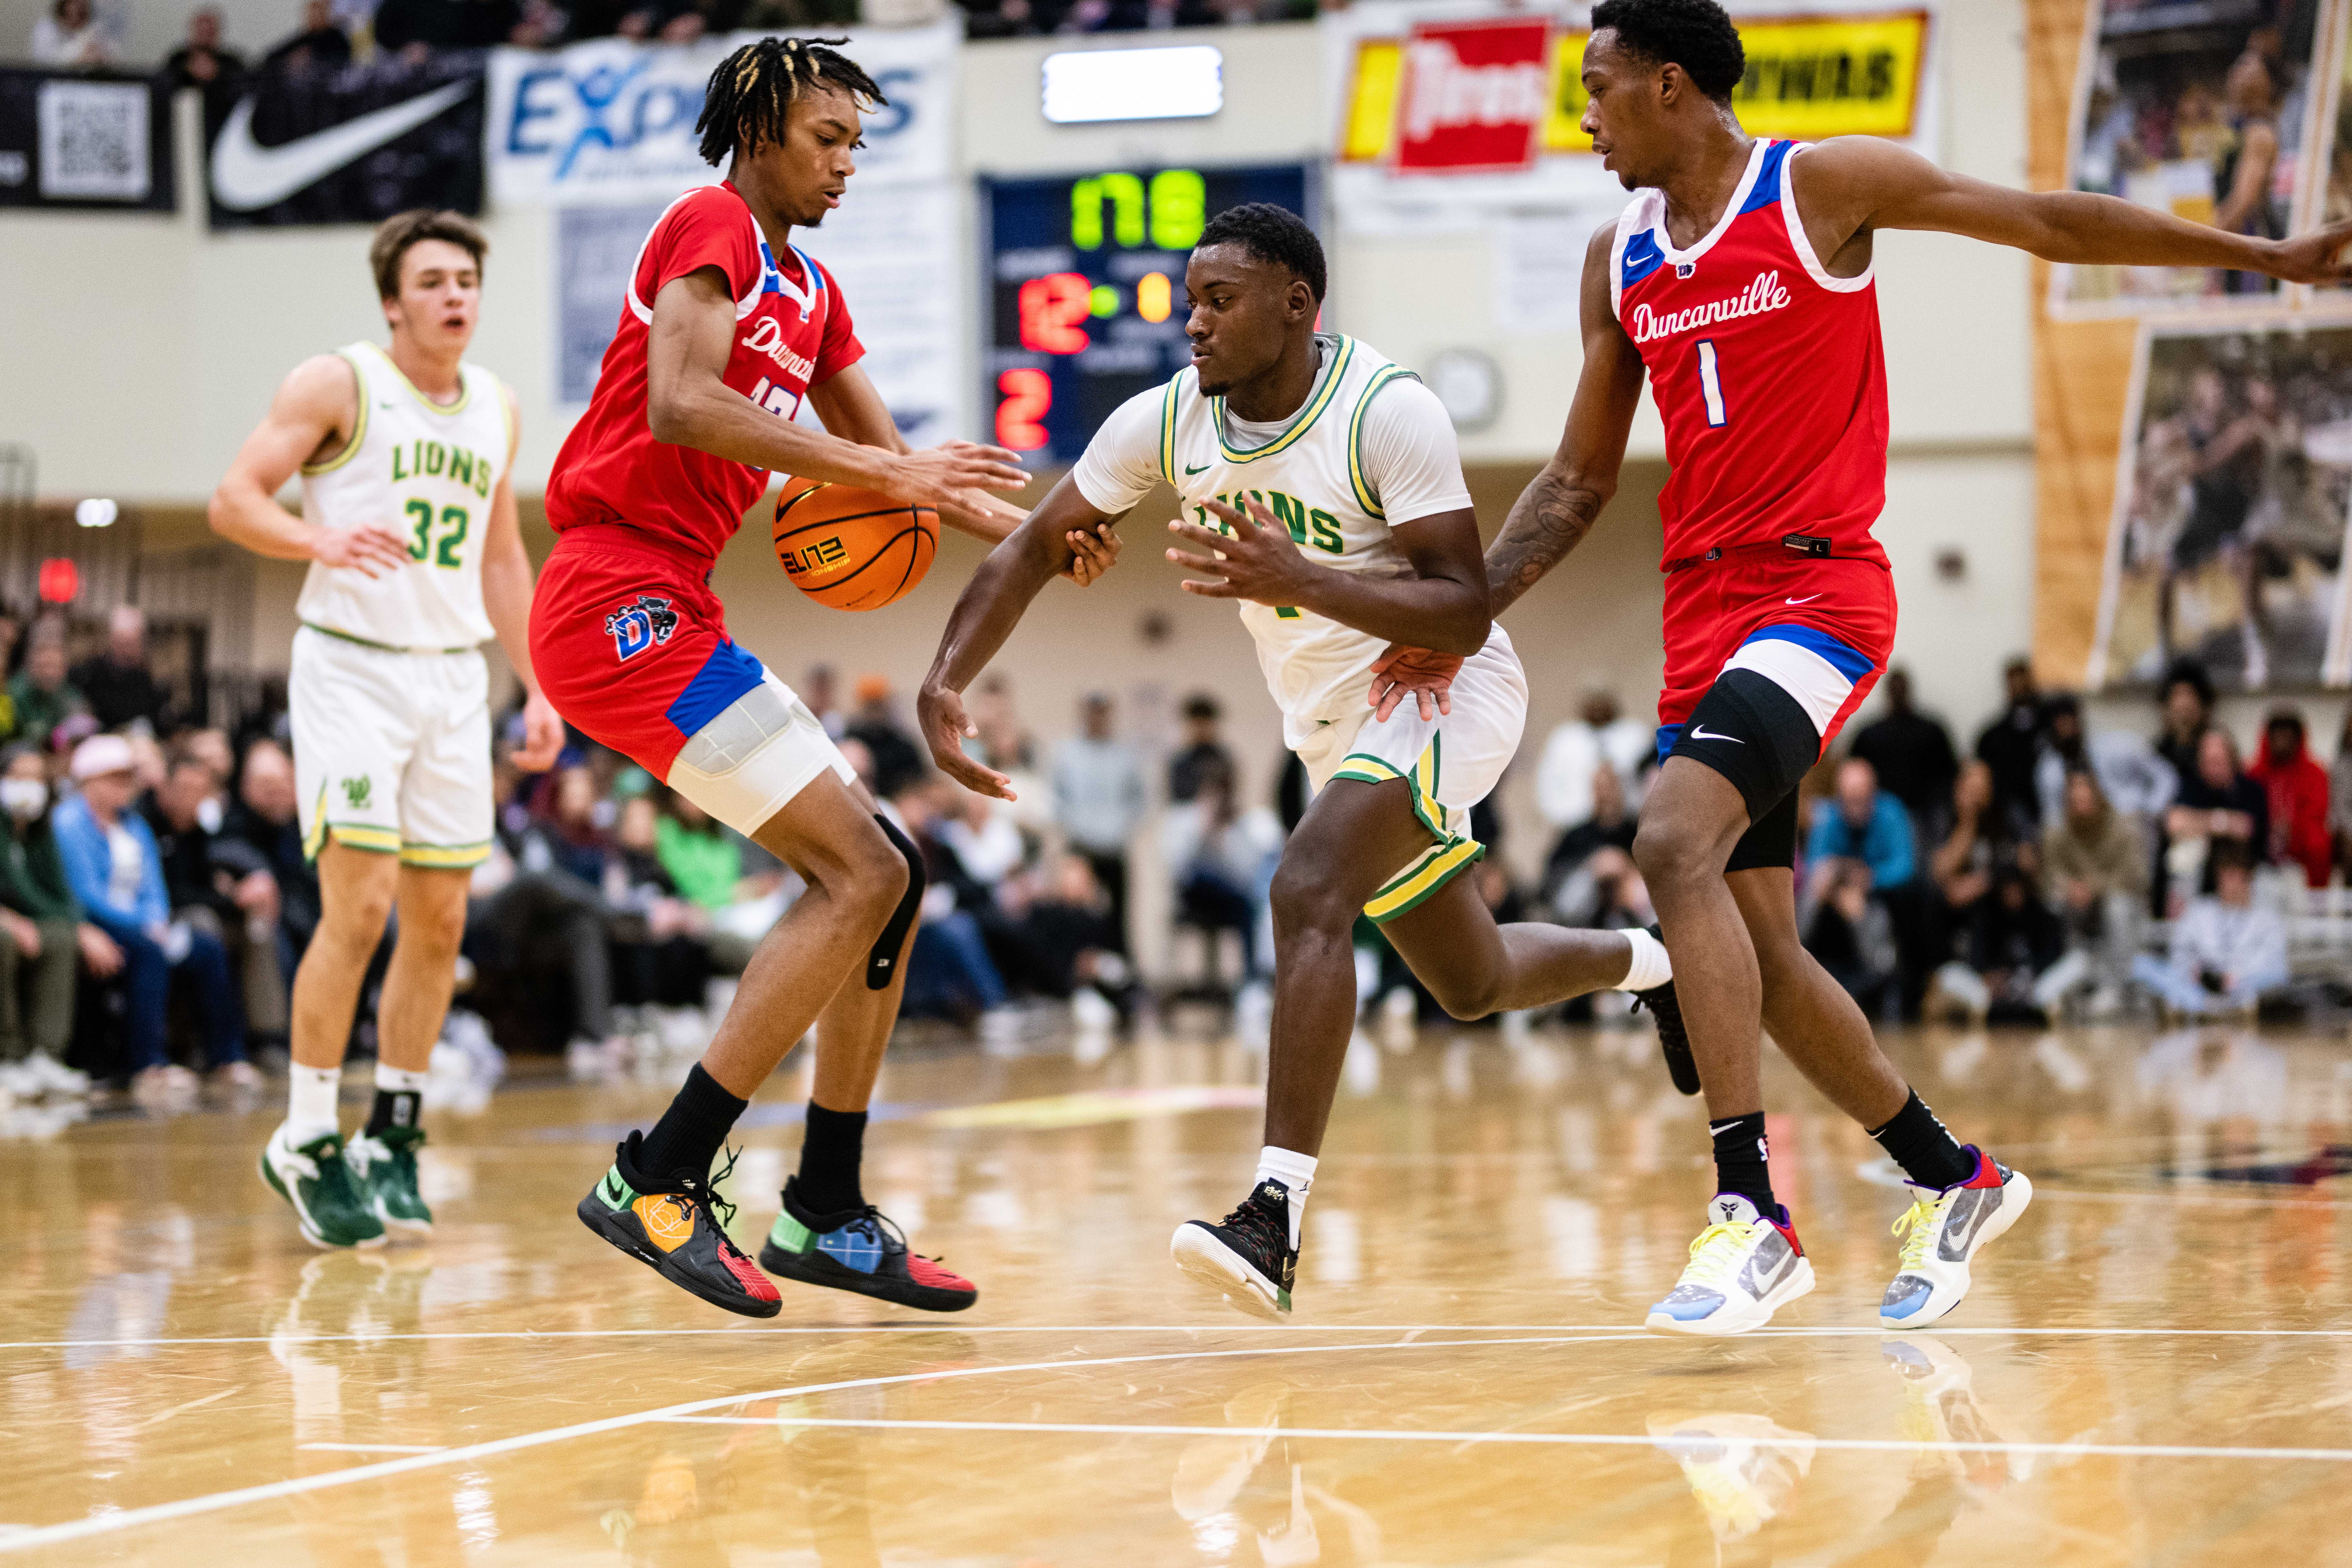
[206,59,484,227]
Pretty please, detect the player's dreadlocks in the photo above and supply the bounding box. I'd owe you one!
[694,37,888,168]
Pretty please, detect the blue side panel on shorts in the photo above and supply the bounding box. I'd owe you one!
[1740,622,1875,682]
[1655,723,1685,769]
[665,640,766,739]
[1741,139,1793,213]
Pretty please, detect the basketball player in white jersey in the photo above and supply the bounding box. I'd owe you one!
[210,210,563,1249]
[920,204,1681,1317]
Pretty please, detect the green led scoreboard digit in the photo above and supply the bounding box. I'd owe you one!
[981,163,1314,466]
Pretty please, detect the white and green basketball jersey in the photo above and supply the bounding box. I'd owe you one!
[296,341,508,651]
[1078,332,1473,744]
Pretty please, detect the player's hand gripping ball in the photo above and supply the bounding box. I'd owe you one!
[771,481,939,611]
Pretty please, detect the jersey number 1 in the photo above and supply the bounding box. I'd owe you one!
[1696,339,1728,429]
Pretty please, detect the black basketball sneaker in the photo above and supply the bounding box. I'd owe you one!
[1171,1179,1297,1320]
[1630,924,1701,1095]
[758,1176,977,1313]
[577,1135,781,1318]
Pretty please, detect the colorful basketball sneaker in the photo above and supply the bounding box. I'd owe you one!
[347,1124,432,1237]
[1880,1148,2032,1330]
[1171,1179,1297,1320]
[261,1124,386,1250]
[577,1135,780,1318]
[1646,1194,1815,1337]
[1630,924,1700,1095]
[758,1177,977,1313]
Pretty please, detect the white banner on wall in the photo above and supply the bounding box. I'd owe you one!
[1324,0,1944,238]
[488,20,956,206]
[532,25,963,442]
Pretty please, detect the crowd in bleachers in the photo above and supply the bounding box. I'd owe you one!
[20,0,1304,77]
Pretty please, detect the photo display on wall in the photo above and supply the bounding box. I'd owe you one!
[2056,0,2331,315]
[980,164,1314,468]
[2091,318,2352,691]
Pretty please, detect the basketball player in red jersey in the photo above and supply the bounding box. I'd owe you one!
[535,37,1118,1318]
[1378,0,2352,1337]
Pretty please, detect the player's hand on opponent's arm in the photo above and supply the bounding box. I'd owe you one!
[1062,523,1122,586]
[1368,644,1463,723]
[513,690,565,773]
[1170,498,1315,606]
[312,522,412,577]
[916,684,1017,802]
[889,441,1032,510]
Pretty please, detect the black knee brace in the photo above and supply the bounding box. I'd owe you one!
[868,813,925,990]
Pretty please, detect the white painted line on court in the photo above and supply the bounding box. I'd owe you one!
[0,1333,1600,1552]
[649,1414,2352,1464]
[11,1322,2352,1351]
[297,1443,447,1455]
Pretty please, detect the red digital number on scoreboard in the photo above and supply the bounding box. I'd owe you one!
[996,368,1052,450]
[1018,272,1092,355]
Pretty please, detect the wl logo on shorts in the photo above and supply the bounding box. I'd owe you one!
[603,595,679,662]
[341,776,371,808]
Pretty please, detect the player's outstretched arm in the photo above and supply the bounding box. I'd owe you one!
[1798,134,2352,285]
[918,475,1114,800]
[1487,225,1646,617]
[207,355,410,575]
[805,362,1122,585]
[479,385,563,772]
[648,268,1031,511]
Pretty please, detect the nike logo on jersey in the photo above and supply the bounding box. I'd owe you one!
[210,80,475,211]
[1784,593,1823,605]
[1184,463,1211,475]
[1689,726,1744,744]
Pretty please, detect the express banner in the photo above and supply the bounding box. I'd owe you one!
[0,68,174,211]
[205,51,485,228]
[486,20,956,207]
[1326,0,1941,233]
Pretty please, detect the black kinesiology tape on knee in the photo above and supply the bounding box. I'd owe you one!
[867,814,925,990]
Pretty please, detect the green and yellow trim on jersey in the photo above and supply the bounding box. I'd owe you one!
[1348,366,1418,520]
[367,340,475,416]
[1211,336,1358,463]
[300,349,373,478]
[400,839,493,870]
[1157,374,1183,484]
[1333,734,1486,922]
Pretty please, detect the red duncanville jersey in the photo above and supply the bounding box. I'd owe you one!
[1610,138,1891,573]
[545,181,863,569]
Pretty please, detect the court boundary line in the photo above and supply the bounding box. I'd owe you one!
[651,1414,2352,1464]
[0,1333,1609,1552]
[13,1322,2352,1351]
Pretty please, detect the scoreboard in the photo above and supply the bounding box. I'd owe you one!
[980,163,1314,468]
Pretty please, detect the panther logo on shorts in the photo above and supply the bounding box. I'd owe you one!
[603,595,680,662]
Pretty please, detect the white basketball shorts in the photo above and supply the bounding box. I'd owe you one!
[291,625,493,869]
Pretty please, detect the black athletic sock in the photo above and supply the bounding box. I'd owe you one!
[363,1088,420,1139]
[1868,1090,1976,1190]
[792,1101,869,1218]
[1710,1112,1776,1214]
[636,1064,749,1181]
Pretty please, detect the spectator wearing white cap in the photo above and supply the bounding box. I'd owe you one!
[51,734,253,1102]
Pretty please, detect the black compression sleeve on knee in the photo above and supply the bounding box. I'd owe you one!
[867,813,925,991]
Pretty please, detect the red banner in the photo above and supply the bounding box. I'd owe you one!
[1391,17,1552,175]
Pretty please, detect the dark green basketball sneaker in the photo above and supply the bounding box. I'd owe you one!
[1170,1179,1297,1320]
[577,1135,780,1318]
[260,1124,386,1249]
[348,1124,432,1236]
[758,1177,977,1312]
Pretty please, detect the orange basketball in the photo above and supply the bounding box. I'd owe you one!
[771,480,939,612]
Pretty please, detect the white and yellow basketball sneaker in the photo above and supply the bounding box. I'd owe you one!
[1645,1195,1815,1337]
[1646,1410,1817,1542]
[1879,1148,2032,1330]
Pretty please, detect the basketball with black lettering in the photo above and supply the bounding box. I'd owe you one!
[771,481,939,612]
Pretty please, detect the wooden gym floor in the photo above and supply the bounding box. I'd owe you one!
[4,1015,2352,1565]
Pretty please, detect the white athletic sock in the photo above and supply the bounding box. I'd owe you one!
[1253,1145,1318,1249]
[1616,927,1672,993]
[375,1064,430,1095]
[284,1064,342,1145]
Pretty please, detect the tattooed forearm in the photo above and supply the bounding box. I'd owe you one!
[1486,463,1609,616]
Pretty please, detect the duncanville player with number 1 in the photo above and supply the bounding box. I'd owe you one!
[534,37,1117,1318]
[1378,0,2352,1337]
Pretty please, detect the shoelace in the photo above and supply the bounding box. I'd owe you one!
[1218,1195,1290,1261]
[833,1205,960,1269]
[669,1147,744,1243]
[1890,1193,1945,1268]
[1679,1220,1758,1286]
